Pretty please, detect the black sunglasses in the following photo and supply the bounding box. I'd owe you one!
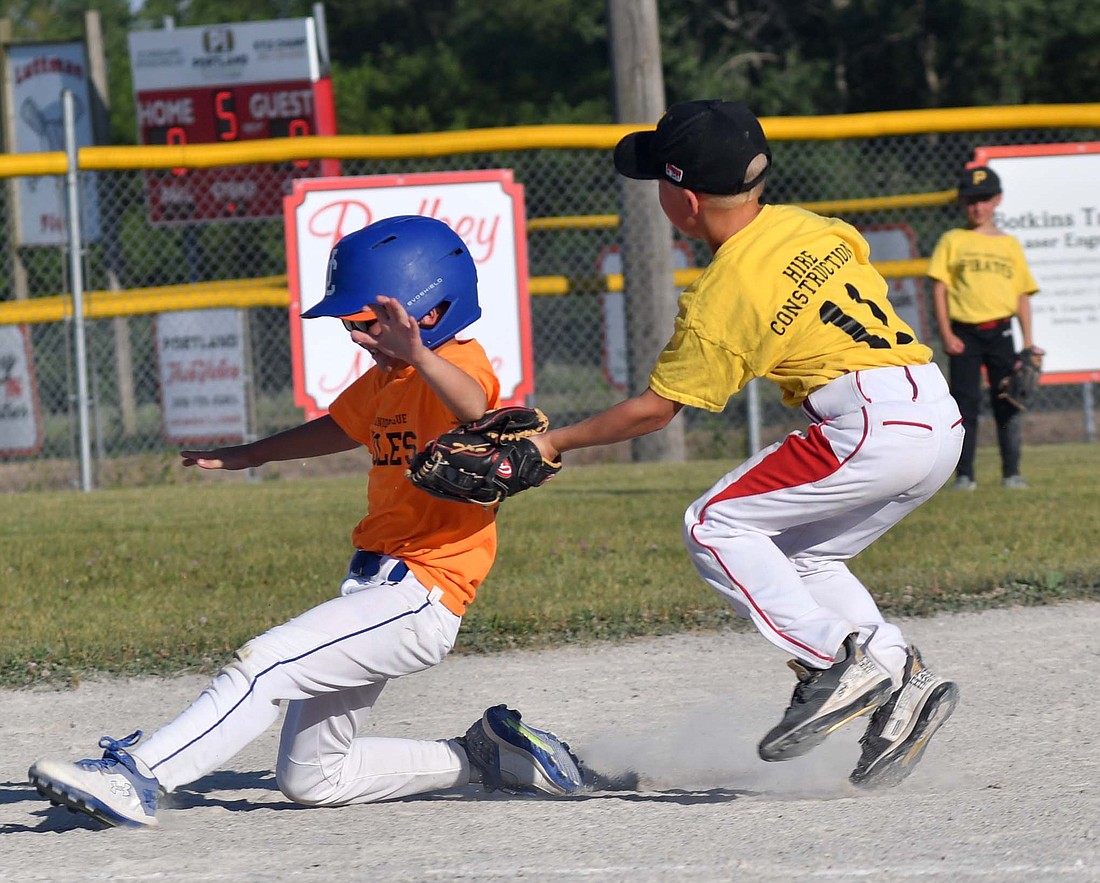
[342,318,377,334]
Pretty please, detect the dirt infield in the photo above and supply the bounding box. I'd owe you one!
[1,601,1098,882]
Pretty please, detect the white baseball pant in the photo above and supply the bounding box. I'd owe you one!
[130,556,471,804]
[684,364,963,683]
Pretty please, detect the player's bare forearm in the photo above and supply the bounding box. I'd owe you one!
[930,281,950,339]
[408,348,488,424]
[180,415,360,470]
[536,389,682,459]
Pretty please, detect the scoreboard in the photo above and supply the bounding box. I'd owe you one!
[129,17,337,223]
[138,83,321,144]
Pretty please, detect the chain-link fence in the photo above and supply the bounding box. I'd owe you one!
[1,113,1098,491]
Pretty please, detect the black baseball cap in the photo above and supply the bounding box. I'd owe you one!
[957,165,1001,199]
[613,99,771,196]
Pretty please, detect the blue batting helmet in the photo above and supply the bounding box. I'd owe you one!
[301,215,481,349]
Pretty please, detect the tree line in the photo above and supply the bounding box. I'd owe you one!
[3,0,1098,145]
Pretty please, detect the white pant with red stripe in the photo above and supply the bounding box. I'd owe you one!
[684,364,963,683]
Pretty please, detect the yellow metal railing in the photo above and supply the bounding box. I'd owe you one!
[2,103,1099,177]
[2,101,1100,178]
[524,190,960,233]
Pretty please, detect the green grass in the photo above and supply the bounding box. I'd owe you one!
[1,444,1097,688]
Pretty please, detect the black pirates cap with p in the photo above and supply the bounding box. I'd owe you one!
[613,99,771,196]
[957,166,1001,199]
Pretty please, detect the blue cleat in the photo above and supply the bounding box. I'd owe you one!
[460,705,584,796]
[29,731,160,828]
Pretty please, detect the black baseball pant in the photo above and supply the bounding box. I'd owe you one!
[948,317,1021,480]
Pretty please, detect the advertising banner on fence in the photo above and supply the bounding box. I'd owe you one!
[977,142,1100,382]
[156,309,248,444]
[0,325,43,456]
[2,41,101,245]
[285,170,533,420]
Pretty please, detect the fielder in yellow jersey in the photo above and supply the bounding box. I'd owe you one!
[928,165,1041,490]
[534,99,961,789]
[650,203,931,410]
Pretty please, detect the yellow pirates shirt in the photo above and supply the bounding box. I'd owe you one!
[649,204,932,409]
[927,228,1038,324]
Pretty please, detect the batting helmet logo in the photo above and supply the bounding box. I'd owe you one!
[324,252,338,297]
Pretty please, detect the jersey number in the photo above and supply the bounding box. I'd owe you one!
[819,283,913,348]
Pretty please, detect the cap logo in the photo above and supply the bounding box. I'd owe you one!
[972,171,987,185]
[665,163,684,183]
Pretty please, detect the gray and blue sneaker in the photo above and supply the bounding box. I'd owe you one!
[28,731,160,828]
[459,705,584,796]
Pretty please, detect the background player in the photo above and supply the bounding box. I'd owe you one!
[28,215,582,828]
[929,165,1041,490]
[533,99,961,788]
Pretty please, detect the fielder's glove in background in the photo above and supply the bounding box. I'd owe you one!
[407,407,562,507]
[998,346,1043,410]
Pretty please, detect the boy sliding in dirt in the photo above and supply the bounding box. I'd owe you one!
[29,216,582,827]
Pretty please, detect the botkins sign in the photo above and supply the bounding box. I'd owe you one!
[977,142,1100,382]
[284,170,534,419]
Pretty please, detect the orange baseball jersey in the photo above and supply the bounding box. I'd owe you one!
[927,228,1038,324]
[327,338,502,616]
[649,204,932,409]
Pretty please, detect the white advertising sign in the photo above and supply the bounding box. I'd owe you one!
[156,310,248,444]
[977,143,1100,382]
[128,18,319,89]
[4,41,101,245]
[285,170,534,419]
[861,225,929,343]
[0,325,43,456]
